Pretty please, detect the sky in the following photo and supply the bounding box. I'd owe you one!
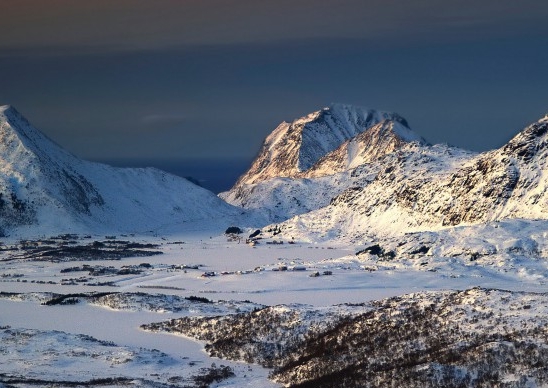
[1,1,548,192]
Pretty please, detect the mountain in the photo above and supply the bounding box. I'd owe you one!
[305,116,427,178]
[438,114,548,224]
[234,103,423,185]
[220,104,428,222]
[274,114,548,242]
[0,105,241,236]
[220,103,548,242]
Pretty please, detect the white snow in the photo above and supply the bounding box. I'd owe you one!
[3,220,548,385]
[0,105,253,237]
[3,104,548,386]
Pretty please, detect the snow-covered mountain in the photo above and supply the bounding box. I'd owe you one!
[7,101,548,241]
[0,105,241,236]
[220,104,428,221]
[437,114,548,224]
[221,104,548,242]
[305,117,426,178]
[274,114,548,241]
[234,103,422,185]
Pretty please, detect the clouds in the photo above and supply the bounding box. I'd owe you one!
[2,1,548,53]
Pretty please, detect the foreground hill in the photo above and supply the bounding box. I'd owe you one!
[0,105,241,236]
[146,287,548,387]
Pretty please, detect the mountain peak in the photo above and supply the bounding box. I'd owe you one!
[502,115,548,161]
[0,105,241,235]
[325,103,410,128]
[0,105,27,125]
[0,103,74,166]
[0,104,14,113]
[0,105,30,130]
[303,119,427,177]
[234,104,420,186]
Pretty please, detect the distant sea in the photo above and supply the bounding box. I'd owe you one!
[93,157,252,194]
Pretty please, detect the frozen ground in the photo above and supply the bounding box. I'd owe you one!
[2,226,548,386]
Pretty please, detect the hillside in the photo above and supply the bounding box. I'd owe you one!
[145,287,548,388]
[0,105,242,236]
[276,114,548,241]
[220,104,430,222]
[220,104,548,242]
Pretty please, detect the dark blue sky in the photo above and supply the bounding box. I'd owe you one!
[1,1,548,191]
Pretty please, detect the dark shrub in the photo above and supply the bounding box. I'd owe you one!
[225,226,242,234]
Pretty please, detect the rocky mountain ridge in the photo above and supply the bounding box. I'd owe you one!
[222,104,548,242]
[220,104,431,222]
[305,118,426,178]
[3,102,548,240]
[281,114,548,240]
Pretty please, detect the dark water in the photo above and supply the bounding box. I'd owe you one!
[93,157,252,194]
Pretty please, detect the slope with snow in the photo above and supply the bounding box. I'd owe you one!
[306,118,426,177]
[3,223,548,386]
[4,103,548,388]
[221,104,428,223]
[154,287,548,388]
[0,105,245,236]
[256,112,548,242]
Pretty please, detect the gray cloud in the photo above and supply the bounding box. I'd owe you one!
[2,1,548,53]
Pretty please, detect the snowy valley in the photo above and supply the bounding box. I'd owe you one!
[2,104,548,387]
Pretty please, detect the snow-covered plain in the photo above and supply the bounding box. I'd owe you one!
[2,224,548,387]
[3,103,548,386]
